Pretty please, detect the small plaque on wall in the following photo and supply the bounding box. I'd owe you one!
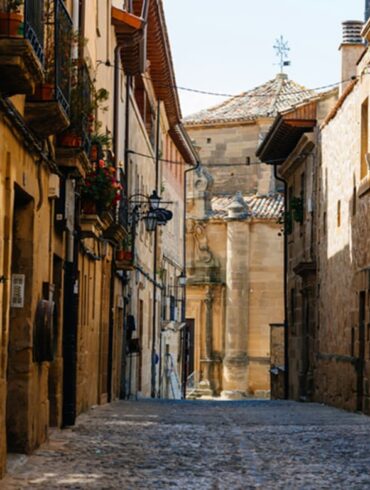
[11,274,25,308]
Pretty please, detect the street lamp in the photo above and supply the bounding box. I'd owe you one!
[144,210,158,232]
[178,272,186,287]
[149,190,161,210]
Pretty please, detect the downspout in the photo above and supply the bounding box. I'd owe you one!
[151,99,161,398]
[61,0,80,427]
[181,159,200,398]
[113,46,122,172]
[67,0,80,263]
[124,75,131,217]
[120,70,131,400]
[274,164,289,400]
[72,0,79,60]
[107,46,122,402]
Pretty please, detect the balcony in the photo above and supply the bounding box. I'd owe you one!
[111,2,148,76]
[0,0,45,95]
[56,63,93,177]
[25,0,72,137]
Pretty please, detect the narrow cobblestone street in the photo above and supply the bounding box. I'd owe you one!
[1,400,370,489]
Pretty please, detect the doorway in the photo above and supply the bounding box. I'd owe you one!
[357,291,366,412]
[49,255,63,427]
[182,319,195,396]
[6,185,34,452]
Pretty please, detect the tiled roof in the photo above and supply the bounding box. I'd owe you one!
[211,193,284,221]
[184,74,315,126]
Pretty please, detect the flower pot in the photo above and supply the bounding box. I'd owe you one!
[116,250,133,262]
[58,132,82,148]
[82,200,97,215]
[31,83,55,101]
[89,144,99,161]
[0,12,23,37]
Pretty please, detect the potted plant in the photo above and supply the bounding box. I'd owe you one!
[0,0,24,37]
[89,132,112,161]
[116,235,133,261]
[81,159,122,214]
[116,249,133,262]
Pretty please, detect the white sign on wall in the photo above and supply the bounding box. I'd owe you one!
[11,274,25,308]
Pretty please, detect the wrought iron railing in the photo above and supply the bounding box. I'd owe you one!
[0,0,44,64]
[24,0,44,63]
[78,63,92,154]
[54,0,72,114]
[39,0,72,113]
[61,63,92,152]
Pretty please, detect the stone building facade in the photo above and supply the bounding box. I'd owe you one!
[0,0,195,479]
[257,91,338,401]
[258,13,370,414]
[184,75,315,398]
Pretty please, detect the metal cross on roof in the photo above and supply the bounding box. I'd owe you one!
[274,36,291,73]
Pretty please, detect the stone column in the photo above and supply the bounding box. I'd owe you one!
[222,193,250,399]
[198,287,214,396]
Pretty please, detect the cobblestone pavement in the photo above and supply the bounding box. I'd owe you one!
[2,400,370,489]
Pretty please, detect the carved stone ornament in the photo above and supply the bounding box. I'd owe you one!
[227,192,249,220]
[188,165,214,218]
[193,223,215,265]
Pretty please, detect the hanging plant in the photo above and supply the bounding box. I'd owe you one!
[290,196,304,224]
[81,159,122,214]
[277,210,292,236]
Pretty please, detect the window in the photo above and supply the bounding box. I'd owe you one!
[353,186,357,216]
[206,137,212,144]
[351,327,355,357]
[290,288,296,335]
[246,156,251,166]
[300,172,305,235]
[361,98,369,179]
[170,295,176,321]
[337,200,341,227]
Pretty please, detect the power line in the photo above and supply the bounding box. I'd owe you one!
[127,149,287,167]
[97,59,354,99]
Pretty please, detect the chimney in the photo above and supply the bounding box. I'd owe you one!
[366,0,370,22]
[339,21,364,95]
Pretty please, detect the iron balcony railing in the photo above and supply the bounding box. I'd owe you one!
[79,64,92,155]
[65,62,92,154]
[41,0,72,114]
[54,0,72,114]
[0,0,45,64]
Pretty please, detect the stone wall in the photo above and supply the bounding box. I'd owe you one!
[0,104,60,474]
[186,121,276,196]
[186,217,284,397]
[318,73,370,412]
[270,324,285,400]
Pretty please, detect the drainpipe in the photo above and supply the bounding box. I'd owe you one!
[107,47,122,402]
[151,99,161,398]
[72,0,79,60]
[124,76,131,210]
[274,164,289,400]
[113,46,122,172]
[181,159,200,398]
[119,71,131,400]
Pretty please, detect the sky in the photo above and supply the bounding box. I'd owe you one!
[162,0,364,117]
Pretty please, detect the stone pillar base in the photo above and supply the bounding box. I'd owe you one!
[221,390,248,400]
[197,380,213,397]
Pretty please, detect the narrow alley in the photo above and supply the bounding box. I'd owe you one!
[2,400,370,489]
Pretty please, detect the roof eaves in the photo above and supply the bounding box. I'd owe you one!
[321,80,358,129]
